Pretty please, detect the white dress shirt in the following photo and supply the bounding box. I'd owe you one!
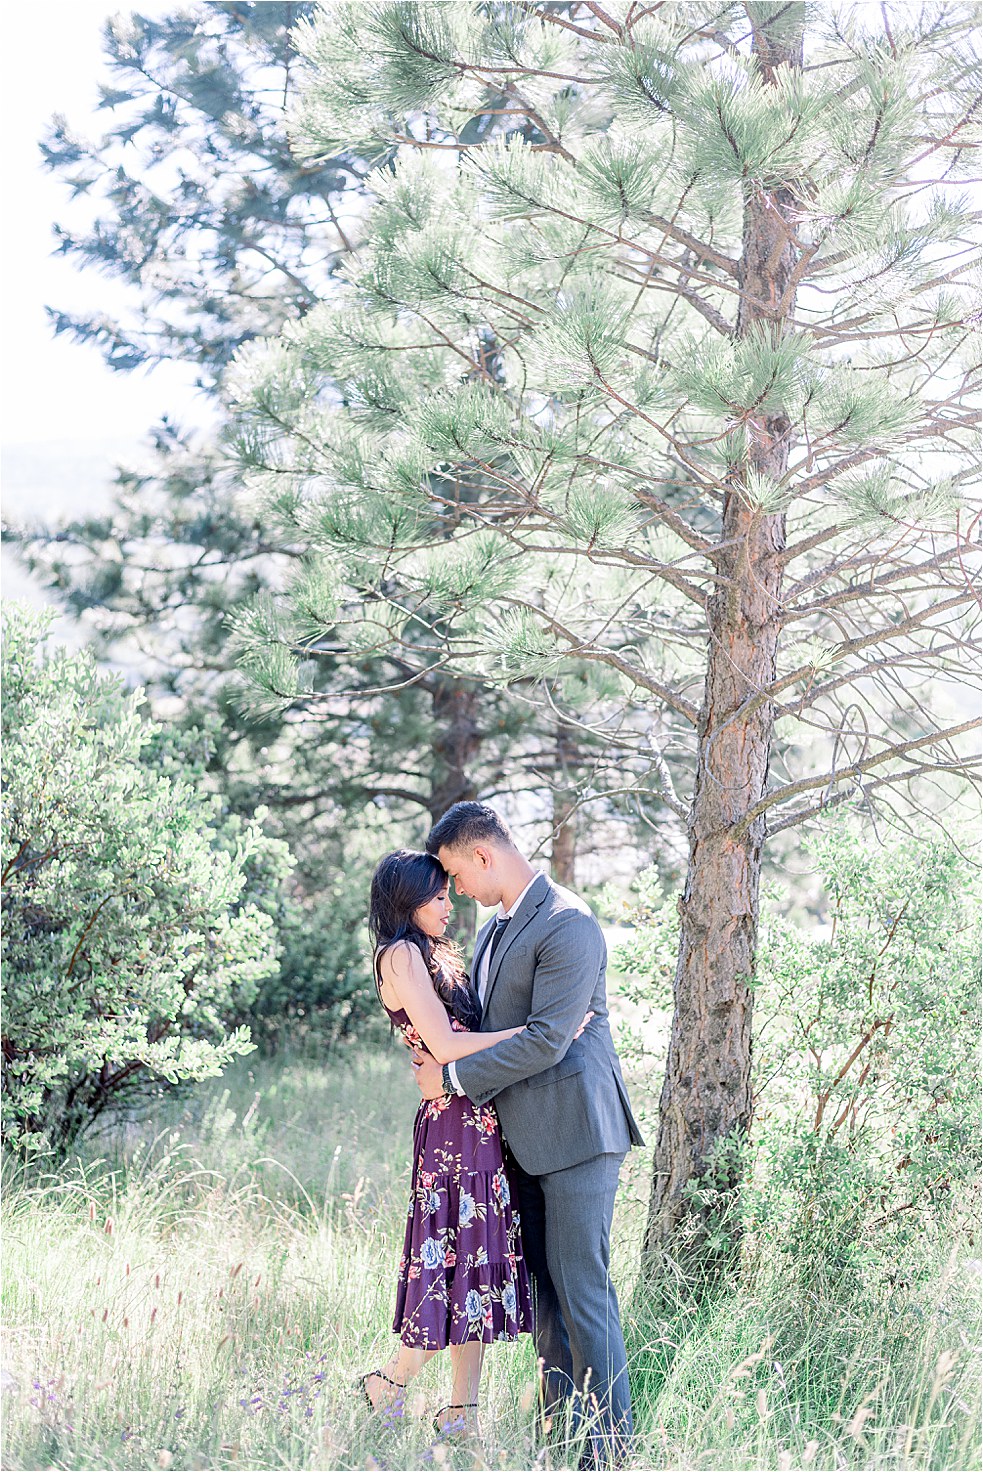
[446,872,540,1095]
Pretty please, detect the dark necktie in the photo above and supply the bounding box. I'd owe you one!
[482,912,515,995]
[487,914,511,973]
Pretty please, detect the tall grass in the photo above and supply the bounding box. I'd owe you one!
[2,1048,979,1470]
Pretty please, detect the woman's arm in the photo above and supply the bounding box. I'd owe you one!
[379,942,523,1066]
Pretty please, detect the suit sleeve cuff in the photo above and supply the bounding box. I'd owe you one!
[445,1061,465,1096]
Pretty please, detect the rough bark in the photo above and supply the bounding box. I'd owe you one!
[550,722,578,887]
[429,678,482,940]
[644,4,804,1275]
[550,797,577,887]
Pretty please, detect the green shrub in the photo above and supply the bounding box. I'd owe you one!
[248,885,382,1051]
[614,819,981,1280]
[0,606,289,1153]
[748,824,980,1284]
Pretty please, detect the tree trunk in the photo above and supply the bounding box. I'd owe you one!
[644,4,805,1277]
[550,722,577,887]
[429,678,482,940]
[551,797,577,887]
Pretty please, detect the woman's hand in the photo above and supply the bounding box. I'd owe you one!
[573,1010,595,1040]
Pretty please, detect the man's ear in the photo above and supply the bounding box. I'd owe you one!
[473,844,493,870]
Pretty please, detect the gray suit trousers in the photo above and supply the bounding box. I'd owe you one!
[510,1148,632,1465]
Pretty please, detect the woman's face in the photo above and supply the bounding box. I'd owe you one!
[413,883,452,938]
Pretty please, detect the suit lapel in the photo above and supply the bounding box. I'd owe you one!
[481,872,549,1016]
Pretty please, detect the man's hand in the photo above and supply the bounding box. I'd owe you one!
[411,1050,445,1100]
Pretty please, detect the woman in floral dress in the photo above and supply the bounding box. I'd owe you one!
[361,848,533,1438]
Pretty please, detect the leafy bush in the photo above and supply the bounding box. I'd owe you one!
[248,885,382,1051]
[748,825,980,1284]
[614,820,981,1278]
[0,606,289,1153]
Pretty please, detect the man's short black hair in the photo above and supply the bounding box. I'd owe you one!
[426,801,514,856]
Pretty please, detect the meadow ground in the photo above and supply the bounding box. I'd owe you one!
[1,1047,979,1472]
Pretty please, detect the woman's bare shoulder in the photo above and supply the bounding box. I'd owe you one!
[377,938,425,978]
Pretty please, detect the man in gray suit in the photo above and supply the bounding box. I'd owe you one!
[412,802,643,1466]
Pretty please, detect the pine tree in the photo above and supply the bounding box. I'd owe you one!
[229,0,981,1273]
[9,1,657,924]
[39,1,344,378]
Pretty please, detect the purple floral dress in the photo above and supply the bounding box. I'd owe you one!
[378,972,532,1349]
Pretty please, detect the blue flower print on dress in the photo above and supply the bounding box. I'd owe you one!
[420,1236,445,1270]
[491,1167,511,1211]
[458,1191,477,1228]
[422,1187,441,1216]
[501,1281,517,1317]
[465,1289,483,1323]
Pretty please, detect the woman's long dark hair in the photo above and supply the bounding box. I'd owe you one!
[369,849,480,1029]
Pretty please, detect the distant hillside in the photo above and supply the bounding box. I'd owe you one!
[1,436,147,639]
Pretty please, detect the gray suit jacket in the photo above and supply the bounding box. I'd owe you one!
[455,873,644,1175]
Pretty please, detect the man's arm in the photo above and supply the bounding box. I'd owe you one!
[453,910,604,1105]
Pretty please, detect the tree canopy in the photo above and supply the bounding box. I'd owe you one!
[226,0,981,1267]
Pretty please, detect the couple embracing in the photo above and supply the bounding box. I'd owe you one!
[362,802,643,1467]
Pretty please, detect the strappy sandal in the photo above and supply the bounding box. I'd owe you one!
[358,1368,406,1416]
[433,1400,479,1438]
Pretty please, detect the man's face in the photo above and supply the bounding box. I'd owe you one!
[437,844,502,909]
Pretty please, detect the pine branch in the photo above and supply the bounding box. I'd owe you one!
[720,590,978,733]
[506,597,701,725]
[737,717,981,836]
[780,546,976,624]
[619,263,735,336]
[765,754,981,836]
[792,417,980,496]
[775,639,969,720]
[527,6,614,45]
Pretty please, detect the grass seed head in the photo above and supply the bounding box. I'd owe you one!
[802,1439,819,1464]
[848,1404,874,1439]
[156,1451,173,1469]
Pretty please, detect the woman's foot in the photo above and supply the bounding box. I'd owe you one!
[359,1368,407,1419]
[433,1401,480,1439]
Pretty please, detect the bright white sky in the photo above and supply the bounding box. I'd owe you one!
[0,0,206,454]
